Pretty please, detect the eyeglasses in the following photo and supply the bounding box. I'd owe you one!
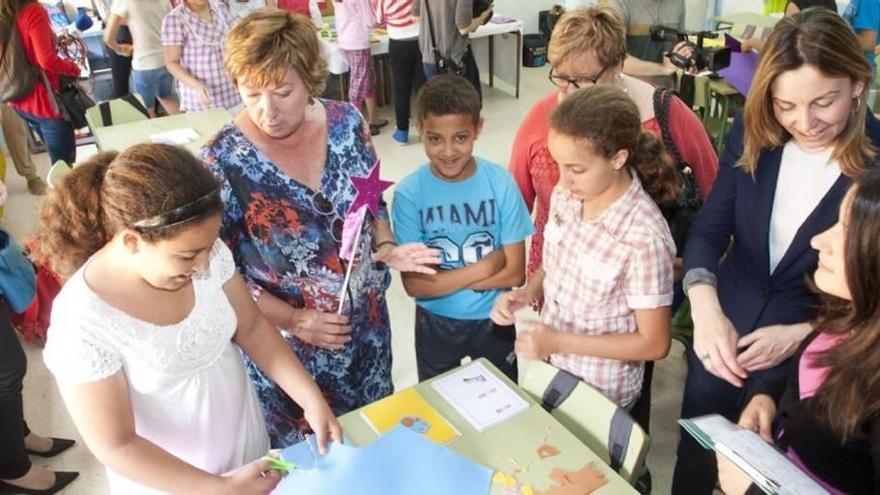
[310,191,344,243]
[548,66,608,89]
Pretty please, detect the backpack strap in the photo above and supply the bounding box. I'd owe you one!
[540,367,579,412]
[98,100,112,126]
[608,407,635,472]
[652,87,686,167]
[120,93,150,117]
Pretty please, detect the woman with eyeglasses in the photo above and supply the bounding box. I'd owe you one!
[37,143,342,495]
[510,5,717,284]
[198,10,440,448]
[508,4,717,433]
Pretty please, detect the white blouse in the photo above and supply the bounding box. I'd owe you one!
[768,141,841,274]
[44,240,269,494]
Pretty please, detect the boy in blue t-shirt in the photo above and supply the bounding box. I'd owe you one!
[392,75,534,382]
[844,0,880,76]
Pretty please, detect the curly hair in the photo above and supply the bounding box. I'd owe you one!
[549,85,681,206]
[35,144,222,278]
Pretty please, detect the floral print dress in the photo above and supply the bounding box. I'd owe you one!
[200,99,393,447]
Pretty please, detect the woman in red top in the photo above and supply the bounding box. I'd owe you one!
[1,0,81,166]
[510,5,718,280]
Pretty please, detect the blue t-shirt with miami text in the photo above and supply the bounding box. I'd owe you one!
[392,158,534,320]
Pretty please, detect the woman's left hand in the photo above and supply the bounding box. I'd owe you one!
[371,243,442,274]
[717,454,754,495]
[736,323,811,371]
[302,401,344,455]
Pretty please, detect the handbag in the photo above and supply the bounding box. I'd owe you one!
[0,228,36,314]
[653,87,702,257]
[51,75,95,129]
[424,0,465,76]
[0,23,39,103]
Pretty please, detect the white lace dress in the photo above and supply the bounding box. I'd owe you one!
[43,241,269,494]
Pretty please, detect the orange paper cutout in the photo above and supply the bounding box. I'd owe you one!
[536,444,560,459]
[536,463,607,495]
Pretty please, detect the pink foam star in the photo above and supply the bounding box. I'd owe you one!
[349,160,394,217]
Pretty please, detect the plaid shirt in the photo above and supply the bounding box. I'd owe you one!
[161,1,241,112]
[542,176,675,408]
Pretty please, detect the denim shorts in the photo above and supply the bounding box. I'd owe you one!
[132,67,174,108]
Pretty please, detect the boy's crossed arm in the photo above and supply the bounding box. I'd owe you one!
[401,248,506,299]
[468,241,526,291]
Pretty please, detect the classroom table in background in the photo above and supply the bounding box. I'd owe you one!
[91,108,233,154]
[321,18,525,99]
[339,359,638,495]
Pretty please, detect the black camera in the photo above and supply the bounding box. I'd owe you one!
[650,25,731,73]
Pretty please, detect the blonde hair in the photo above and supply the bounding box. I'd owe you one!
[224,10,327,95]
[547,6,628,70]
[742,9,874,176]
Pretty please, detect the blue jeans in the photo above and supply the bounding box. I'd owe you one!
[132,67,174,109]
[14,109,76,166]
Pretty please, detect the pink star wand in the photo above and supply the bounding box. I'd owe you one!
[337,160,393,314]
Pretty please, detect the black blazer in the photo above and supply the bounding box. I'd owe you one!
[683,113,880,379]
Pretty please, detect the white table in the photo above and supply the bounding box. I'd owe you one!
[321,18,524,98]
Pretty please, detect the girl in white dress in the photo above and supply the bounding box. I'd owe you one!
[38,143,342,495]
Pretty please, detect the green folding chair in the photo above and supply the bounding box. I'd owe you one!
[519,360,650,486]
[85,94,150,132]
[47,160,72,189]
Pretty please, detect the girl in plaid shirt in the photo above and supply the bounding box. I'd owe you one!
[492,85,678,408]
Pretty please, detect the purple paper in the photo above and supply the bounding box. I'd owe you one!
[717,51,758,96]
[724,33,742,53]
[339,204,367,261]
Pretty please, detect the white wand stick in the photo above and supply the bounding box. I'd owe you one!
[337,218,364,315]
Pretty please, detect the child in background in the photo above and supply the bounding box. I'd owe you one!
[333,0,388,135]
[162,0,242,113]
[491,85,677,409]
[38,144,341,495]
[372,0,425,145]
[392,75,533,381]
[104,0,180,118]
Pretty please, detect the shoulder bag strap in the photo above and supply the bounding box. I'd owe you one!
[652,87,686,169]
[423,0,441,57]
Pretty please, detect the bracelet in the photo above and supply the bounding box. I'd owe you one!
[374,240,397,251]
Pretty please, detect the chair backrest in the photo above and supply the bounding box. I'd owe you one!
[519,360,650,485]
[85,95,150,131]
[47,160,72,189]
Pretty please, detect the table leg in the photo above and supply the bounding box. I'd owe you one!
[488,35,495,88]
[515,31,521,99]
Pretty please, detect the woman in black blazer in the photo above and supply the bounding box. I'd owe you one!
[673,10,880,493]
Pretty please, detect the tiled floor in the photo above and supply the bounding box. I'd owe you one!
[8,65,688,494]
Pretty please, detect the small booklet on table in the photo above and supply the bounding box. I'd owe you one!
[431,361,529,433]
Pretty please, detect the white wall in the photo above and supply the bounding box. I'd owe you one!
[493,0,561,34]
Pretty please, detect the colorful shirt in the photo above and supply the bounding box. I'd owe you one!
[509,90,718,277]
[392,159,534,320]
[372,0,419,39]
[199,99,393,447]
[161,0,241,112]
[542,178,675,408]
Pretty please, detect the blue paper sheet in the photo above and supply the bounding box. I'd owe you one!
[273,426,493,495]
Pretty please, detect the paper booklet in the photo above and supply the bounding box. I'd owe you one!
[360,387,460,444]
[431,361,529,433]
[679,414,829,495]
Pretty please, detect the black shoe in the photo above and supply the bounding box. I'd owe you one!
[0,471,79,494]
[25,438,75,458]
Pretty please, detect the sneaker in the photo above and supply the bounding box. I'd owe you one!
[392,129,408,145]
[27,176,48,196]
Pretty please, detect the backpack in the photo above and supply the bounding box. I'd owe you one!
[653,87,702,257]
[0,23,39,103]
